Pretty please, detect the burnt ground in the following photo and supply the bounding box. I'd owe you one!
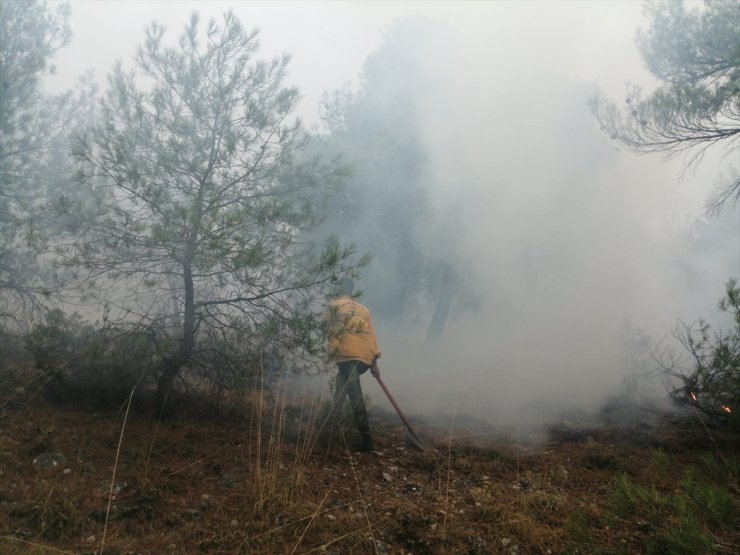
[1,378,739,555]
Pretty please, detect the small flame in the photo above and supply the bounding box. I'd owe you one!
[722,405,732,414]
[690,392,698,402]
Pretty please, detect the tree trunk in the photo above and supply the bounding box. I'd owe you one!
[425,263,455,342]
[156,356,181,418]
[156,261,196,418]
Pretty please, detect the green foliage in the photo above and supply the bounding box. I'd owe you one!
[62,10,362,411]
[565,507,602,544]
[667,280,740,428]
[0,324,29,374]
[651,448,671,471]
[680,468,736,527]
[24,309,157,406]
[24,309,94,371]
[0,1,94,316]
[607,455,739,555]
[610,474,669,519]
[591,0,740,209]
[0,1,72,182]
[609,475,713,554]
[655,513,713,555]
[698,453,740,485]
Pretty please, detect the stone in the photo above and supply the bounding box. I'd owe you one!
[32,452,67,471]
[382,472,392,482]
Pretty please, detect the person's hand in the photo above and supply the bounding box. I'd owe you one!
[375,351,382,359]
[370,360,380,378]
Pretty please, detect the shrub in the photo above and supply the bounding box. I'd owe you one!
[607,458,737,554]
[0,325,30,388]
[654,515,712,554]
[24,309,96,372]
[23,308,316,416]
[610,474,668,519]
[661,279,740,428]
[681,465,737,526]
[25,309,157,407]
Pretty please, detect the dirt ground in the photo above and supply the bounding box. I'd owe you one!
[1,379,739,554]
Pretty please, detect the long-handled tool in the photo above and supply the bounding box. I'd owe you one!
[374,373,433,452]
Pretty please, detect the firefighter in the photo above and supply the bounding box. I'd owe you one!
[325,278,381,452]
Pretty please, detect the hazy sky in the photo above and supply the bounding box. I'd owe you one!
[50,1,653,127]
[45,0,738,429]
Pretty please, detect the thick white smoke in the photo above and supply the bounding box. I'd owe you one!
[361,4,738,431]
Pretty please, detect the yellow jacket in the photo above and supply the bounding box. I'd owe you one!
[326,295,379,365]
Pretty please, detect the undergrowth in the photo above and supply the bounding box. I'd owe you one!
[604,453,738,554]
[1,366,739,554]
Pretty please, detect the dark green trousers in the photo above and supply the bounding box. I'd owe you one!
[334,360,372,445]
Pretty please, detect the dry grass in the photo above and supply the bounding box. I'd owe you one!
[1,376,739,554]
